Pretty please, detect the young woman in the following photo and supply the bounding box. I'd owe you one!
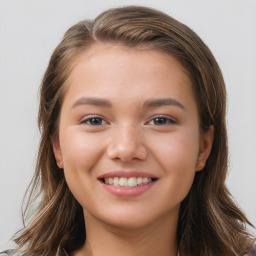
[1,5,255,256]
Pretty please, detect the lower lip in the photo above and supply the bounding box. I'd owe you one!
[102,181,156,197]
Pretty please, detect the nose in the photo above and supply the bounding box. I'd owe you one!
[107,124,147,162]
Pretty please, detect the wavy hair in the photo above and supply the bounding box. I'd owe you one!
[14,6,254,256]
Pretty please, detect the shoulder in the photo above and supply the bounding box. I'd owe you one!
[0,250,26,256]
[245,242,256,256]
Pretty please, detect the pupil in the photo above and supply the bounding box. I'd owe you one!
[90,118,102,125]
[155,118,166,125]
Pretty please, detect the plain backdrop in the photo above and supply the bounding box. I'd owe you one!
[0,0,255,249]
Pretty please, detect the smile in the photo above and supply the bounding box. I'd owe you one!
[103,177,154,187]
[98,171,158,196]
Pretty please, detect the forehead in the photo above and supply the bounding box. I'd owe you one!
[63,43,196,109]
[72,43,189,75]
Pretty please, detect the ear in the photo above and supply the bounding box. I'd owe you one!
[195,125,214,171]
[51,135,64,169]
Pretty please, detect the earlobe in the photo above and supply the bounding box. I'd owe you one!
[51,135,64,169]
[195,125,214,171]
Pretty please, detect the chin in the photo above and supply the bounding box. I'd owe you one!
[95,204,180,231]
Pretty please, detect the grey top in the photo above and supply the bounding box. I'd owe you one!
[1,243,256,256]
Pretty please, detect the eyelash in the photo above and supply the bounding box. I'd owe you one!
[80,115,176,126]
[147,116,177,126]
[80,116,109,126]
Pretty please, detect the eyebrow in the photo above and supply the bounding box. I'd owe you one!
[72,97,185,110]
[143,98,185,110]
[72,97,112,109]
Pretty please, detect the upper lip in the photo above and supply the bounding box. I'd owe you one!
[97,170,158,179]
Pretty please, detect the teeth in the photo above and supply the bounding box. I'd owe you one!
[103,177,153,187]
[113,177,119,186]
[137,177,142,185]
[142,177,148,184]
[127,177,137,187]
[119,177,128,186]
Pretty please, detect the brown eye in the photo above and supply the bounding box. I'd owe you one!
[149,116,176,126]
[82,117,107,126]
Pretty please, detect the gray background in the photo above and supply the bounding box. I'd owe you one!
[0,0,255,249]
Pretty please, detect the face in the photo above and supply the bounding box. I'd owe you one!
[52,44,213,230]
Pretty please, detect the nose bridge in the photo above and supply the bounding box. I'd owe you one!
[107,123,147,162]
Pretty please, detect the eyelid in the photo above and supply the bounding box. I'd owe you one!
[146,115,177,125]
[80,115,109,125]
[79,114,177,126]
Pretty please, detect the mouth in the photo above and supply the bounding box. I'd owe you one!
[98,171,158,196]
[100,177,158,187]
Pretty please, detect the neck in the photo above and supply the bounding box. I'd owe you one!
[74,211,179,256]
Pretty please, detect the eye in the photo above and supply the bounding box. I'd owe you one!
[81,117,108,126]
[148,116,176,126]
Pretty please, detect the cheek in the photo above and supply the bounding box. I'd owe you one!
[61,129,101,166]
[149,129,199,199]
[59,129,105,207]
[59,128,105,188]
[151,128,199,166]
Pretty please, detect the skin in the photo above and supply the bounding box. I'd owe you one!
[52,44,213,256]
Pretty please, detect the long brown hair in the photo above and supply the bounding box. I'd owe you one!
[14,6,254,256]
